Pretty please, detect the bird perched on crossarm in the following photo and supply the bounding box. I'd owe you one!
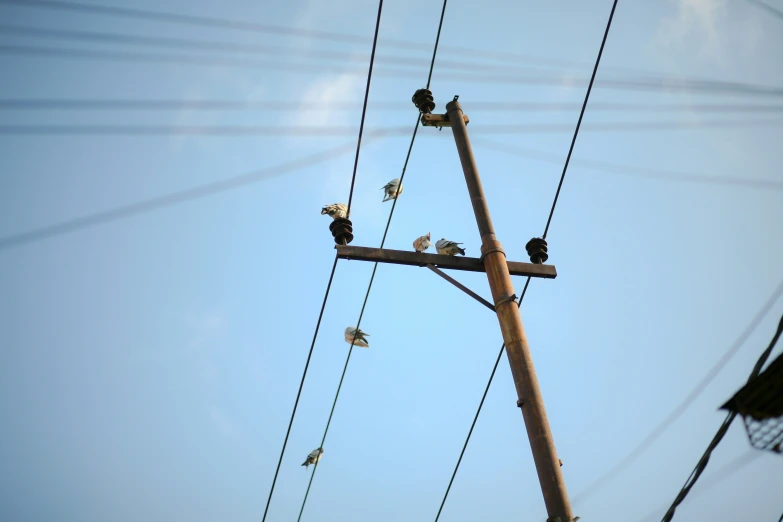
[344,326,370,348]
[413,232,432,253]
[321,203,348,220]
[302,447,323,469]
[436,238,466,256]
[381,178,403,202]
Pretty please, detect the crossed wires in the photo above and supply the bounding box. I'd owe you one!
[433,0,619,519]
[260,1,384,520]
[661,311,783,521]
[295,2,450,519]
[571,277,783,507]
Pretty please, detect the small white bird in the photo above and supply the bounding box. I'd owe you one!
[413,232,433,253]
[301,447,323,469]
[380,178,403,202]
[321,203,348,220]
[344,326,370,348]
[436,238,466,256]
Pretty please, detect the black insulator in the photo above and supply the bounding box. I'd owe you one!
[525,237,548,264]
[330,217,354,245]
[412,88,435,114]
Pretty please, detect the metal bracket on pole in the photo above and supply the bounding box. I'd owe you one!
[420,112,469,128]
[426,264,495,312]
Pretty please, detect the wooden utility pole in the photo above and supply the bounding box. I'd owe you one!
[333,91,573,521]
[441,96,573,521]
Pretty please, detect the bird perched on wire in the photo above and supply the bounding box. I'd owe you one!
[381,178,403,202]
[302,447,323,469]
[344,326,370,348]
[413,232,433,253]
[436,238,466,256]
[321,203,348,220]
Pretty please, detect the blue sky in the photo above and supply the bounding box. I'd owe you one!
[0,0,782,521]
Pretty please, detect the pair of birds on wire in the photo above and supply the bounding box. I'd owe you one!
[320,178,403,222]
[298,326,367,469]
[298,328,368,469]
[321,178,466,257]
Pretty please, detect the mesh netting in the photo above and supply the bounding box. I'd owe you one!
[742,413,783,454]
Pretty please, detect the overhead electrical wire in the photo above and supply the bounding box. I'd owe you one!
[296,1,449,521]
[472,139,783,191]
[259,2,385,521]
[4,121,779,253]
[2,119,782,136]
[746,0,783,21]
[661,312,783,521]
[434,0,618,518]
[1,43,783,100]
[0,139,380,251]
[2,98,782,114]
[571,278,783,507]
[637,450,762,522]
[0,0,621,71]
[0,23,549,77]
[4,0,776,81]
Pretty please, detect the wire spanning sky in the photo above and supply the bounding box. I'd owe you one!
[0,1,781,522]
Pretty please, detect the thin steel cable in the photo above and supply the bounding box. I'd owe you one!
[4,119,782,136]
[346,0,384,216]
[297,2,448,518]
[0,23,594,78]
[661,312,783,522]
[261,253,339,522]
[472,138,783,191]
[426,0,448,89]
[434,1,617,516]
[0,140,368,251]
[542,0,618,240]
[4,43,783,99]
[746,0,783,21]
[434,277,531,522]
[2,99,783,113]
[264,3,384,518]
[572,278,783,506]
[0,0,583,68]
[637,449,761,522]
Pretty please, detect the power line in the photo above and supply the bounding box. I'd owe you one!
[260,2,385,519]
[542,0,617,239]
[472,139,783,191]
[7,113,777,251]
[746,0,783,21]
[346,0,383,218]
[571,278,783,507]
[2,43,783,100]
[0,139,375,251]
[638,450,762,522]
[0,0,379,46]
[2,98,782,114]
[296,2,449,520]
[0,23,549,77]
[661,312,783,521]
[434,278,532,522]
[0,0,615,71]
[434,1,617,516]
[2,119,781,136]
[259,253,339,522]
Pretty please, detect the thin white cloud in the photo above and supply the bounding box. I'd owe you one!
[292,73,363,128]
[653,0,762,66]
[657,0,725,56]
